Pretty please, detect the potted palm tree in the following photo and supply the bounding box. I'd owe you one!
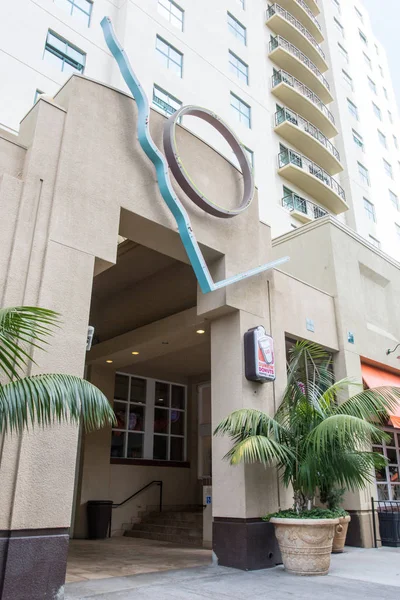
[215,342,398,576]
[0,306,115,432]
[319,487,350,553]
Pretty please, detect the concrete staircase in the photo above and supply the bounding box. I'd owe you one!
[124,508,203,547]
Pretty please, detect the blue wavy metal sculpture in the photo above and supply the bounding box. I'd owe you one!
[101,17,289,294]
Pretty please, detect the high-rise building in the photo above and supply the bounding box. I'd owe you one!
[1,0,399,255]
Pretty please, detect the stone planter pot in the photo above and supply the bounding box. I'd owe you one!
[332,515,351,553]
[270,517,339,576]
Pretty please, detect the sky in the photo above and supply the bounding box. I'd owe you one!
[362,0,400,110]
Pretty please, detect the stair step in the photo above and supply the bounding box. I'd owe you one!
[125,529,203,546]
[131,523,201,537]
[144,515,202,526]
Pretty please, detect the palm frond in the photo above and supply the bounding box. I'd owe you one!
[318,451,387,491]
[308,414,388,454]
[223,435,295,467]
[333,387,400,423]
[0,374,116,433]
[214,408,288,442]
[0,307,60,380]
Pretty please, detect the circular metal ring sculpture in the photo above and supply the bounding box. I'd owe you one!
[163,106,255,219]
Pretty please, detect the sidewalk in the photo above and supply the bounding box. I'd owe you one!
[65,546,400,600]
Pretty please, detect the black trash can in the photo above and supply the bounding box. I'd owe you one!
[378,510,400,547]
[87,500,113,539]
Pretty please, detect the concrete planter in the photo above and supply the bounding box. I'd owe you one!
[270,517,339,576]
[332,515,351,553]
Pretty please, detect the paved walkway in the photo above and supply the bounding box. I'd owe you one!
[65,546,400,599]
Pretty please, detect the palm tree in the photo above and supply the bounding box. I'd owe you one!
[0,306,115,433]
[215,341,400,513]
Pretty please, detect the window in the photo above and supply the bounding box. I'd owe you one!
[374,430,400,500]
[364,198,376,222]
[236,0,245,8]
[153,85,181,116]
[230,92,251,128]
[111,373,187,462]
[384,159,393,179]
[396,224,400,241]
[355,7,363,22]
[347,98,358,120]
[373,102,382,120]
[334,18,344,37]
[337,43,348,62]
[244,146,254,168]
[54,0,92,27]
[363,52,371,69]
[390,190,399,210]
[369,235,381,249]
[358,162,370,186]
[352,129,364,150]
[379,65,384,77]
[229,51,249,84]
[383,87,388,100]
[332,0,341,13]
[378,130,387,148]
[342,70,353,90]
[375,43,380,56]
[34,89,44,103]
[44,31,85,73]
[157,0,184,30]
[388,110,393,124]
[394,136,399,150]
[368,77,377,95]
[156,36,183,77]
[359,30,368,45]
[227,13,246,45]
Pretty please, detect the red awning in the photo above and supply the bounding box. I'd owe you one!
[362,364,400,429]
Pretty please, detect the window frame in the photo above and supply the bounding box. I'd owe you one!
[374,428,400,501]
[157,0,184,31]
[152,84,182,117]
[358,161,370,186]
[54,0,93,27]
[156,35,183,77]
[372,102,382,121]
[230,91,251,128]
[364,198,376,223]
[369,235,381,249]
[383,159,393,179]
[352,129,364,151]
[378,130,387,148]
[337,43,349,62]
[347,98,359,120]
[390,190,399,211]
[227,12,247,45]
[111,372,187,463]
[342,69,353,90]
[228,50,249,84]
[43,30,86,73]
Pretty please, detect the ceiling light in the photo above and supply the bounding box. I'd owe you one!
[132,351,139,355]
[196,329,205,334]
[106,360,113,364]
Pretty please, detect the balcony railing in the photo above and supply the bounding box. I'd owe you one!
[282,192,327,219]
[272,70,335,125]
[269,36,330,92]
[275,107,340,162]
[293,0,321,32]
[278,147,346,200]
[266,4,325,60]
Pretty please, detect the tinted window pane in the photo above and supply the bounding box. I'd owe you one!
[127,433,144,458]
[171,385,185,409]
[128,405,145,431]
[171,410,184,435]
[115,374,129,400]
[154,435,168,460]
[130,377,146,404]
[111,431,125,457]
[170,436,184,461]
[154,408,169,433]
[156,382,170,406]
[387,447,397,463]
[113,401,127,429]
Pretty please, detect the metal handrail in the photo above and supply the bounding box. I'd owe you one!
[269,35,330,92]
[293,0,321,31]
[278,147,346,200]
[275,107,340,161]
[266,4,325,60]
[271,69,335,125]
[282,192,327,219]
[112,480,163,511]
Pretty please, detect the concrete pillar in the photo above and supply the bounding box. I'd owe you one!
[211,309,281,570]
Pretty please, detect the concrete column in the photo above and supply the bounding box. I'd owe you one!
[211,309,281,570]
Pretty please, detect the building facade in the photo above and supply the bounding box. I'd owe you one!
[1,0,400,254]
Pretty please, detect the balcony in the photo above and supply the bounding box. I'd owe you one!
[282,192,327,223]
[271,70,338,138]
[278,147,348,214]
[266,5,327,71]
[269,36,333,104]
[274,108,342,175]
[277,0,321,38]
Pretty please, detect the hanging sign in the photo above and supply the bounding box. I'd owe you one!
[244,326,276,383]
